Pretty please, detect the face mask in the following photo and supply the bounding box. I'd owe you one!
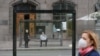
[78,38,87,48]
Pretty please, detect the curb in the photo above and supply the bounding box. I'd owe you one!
[0,47,72,51]
[0,47,100,51]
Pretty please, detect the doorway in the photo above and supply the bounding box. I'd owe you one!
[16,13,36,37]
[24,14,29,33]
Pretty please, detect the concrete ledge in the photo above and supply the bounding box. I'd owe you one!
[0,46,100,51]
[0,47,100,51]
[0,47,72,51]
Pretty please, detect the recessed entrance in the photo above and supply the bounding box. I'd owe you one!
[13,2,36,37]
[16,13,36,36]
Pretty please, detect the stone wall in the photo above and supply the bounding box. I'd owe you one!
[0,0,12,41]
[76,20,95,40]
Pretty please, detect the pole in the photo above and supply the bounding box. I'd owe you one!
[72,12,76,56]
[60,22,63,46]
[13,9,17,56]
[19,22,22,47]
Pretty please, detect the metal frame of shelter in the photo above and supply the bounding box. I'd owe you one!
[13,10,76,56]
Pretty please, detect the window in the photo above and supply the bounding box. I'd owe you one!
[53,1,66,29]
[15,3,36,11]
[53,0,75,30]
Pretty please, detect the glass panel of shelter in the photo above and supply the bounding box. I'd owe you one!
[17,13,73,48]
[14,12,75,56]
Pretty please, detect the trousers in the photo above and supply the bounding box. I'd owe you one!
[40,40,48,47]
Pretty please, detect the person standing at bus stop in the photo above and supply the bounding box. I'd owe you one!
[24,29,30,48]
[78,30,100,56]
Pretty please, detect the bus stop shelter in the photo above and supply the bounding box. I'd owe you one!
[13,10,76,56]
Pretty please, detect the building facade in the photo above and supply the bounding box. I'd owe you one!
[0,0,99,40]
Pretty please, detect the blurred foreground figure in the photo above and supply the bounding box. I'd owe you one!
[78,30,100,56]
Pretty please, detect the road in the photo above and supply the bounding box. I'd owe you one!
[0,49,100,56]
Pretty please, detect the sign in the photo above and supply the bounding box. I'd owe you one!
[62,22,67,30]
[56,29,61,31]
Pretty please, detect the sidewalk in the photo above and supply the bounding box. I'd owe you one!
[0,39,99,51]
[0,39,73,51]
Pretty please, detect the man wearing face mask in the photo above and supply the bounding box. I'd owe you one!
[78,30,100,56]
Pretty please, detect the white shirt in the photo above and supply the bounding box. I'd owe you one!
[40,34,47,40]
